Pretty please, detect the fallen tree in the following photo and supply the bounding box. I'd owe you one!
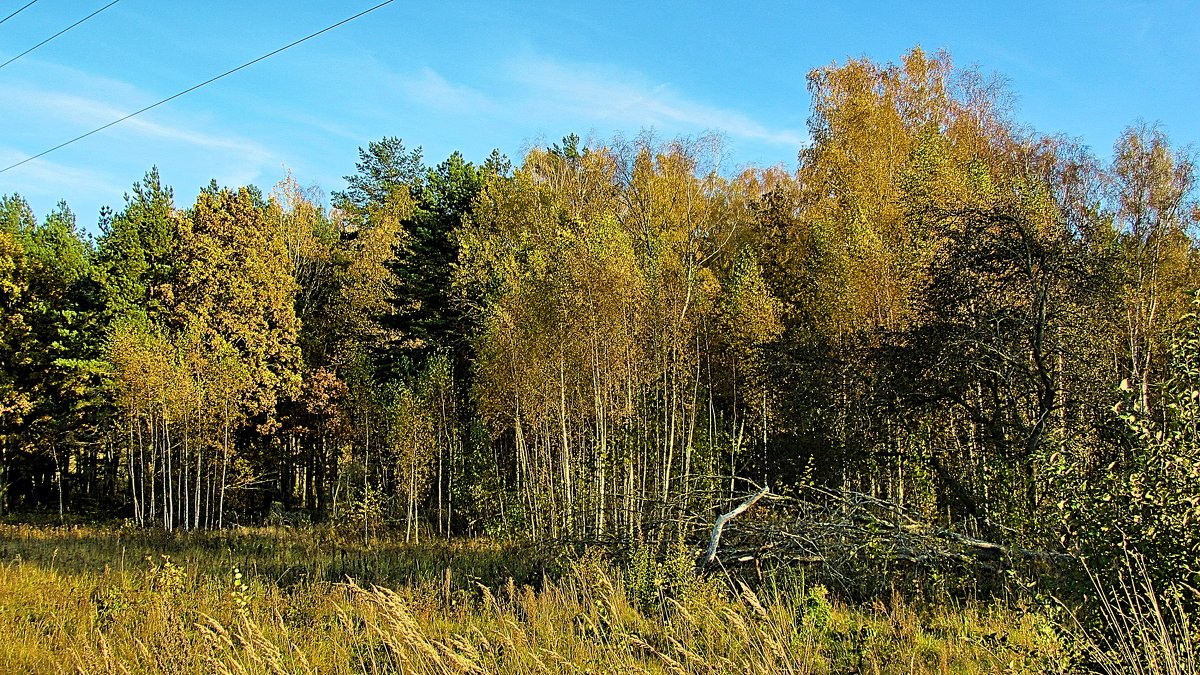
[697,483,1073,598]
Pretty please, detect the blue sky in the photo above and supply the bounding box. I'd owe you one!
[1,0,1197,231]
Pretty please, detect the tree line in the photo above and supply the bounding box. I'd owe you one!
[1,47,1197,587]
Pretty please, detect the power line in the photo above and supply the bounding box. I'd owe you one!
[0,0,120,70]
[0,0,397,174]
[0,0,39,27]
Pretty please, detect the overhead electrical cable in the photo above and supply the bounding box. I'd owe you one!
[0,0,39,27]
[0,0,397,174]
[0,0,120,70]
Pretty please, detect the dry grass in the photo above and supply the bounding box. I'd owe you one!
[0,523,1071,674]
[1064,553,1199,675]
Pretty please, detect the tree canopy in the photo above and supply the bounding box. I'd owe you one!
[0,48,1197,601]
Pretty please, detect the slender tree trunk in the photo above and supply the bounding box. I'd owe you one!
[128,416,140,526]
[761,389,768,483]
[407,452,417,543]
[559,357,573,535]
[363,414,370,546]
[437,390,446,537]
[195,433,202,530]
[53,445,64,524]
[684,337,700,512]
[182,423,189,531]
[148,414,156,522]
[164,412,173,532]
[219,400,230,529]
[317,431,328,519]
[593,344,607,536]
[0,437,7,517]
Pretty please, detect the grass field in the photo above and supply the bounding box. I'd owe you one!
[0,522,1075,674]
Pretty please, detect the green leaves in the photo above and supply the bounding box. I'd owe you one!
[1061,292,1200,593]
[173,184,302,423]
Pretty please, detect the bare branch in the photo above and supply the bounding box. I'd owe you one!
[702,485,770,566]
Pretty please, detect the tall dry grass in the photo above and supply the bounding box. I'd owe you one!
[0,523,1069,674]
[1066,553,1198,675]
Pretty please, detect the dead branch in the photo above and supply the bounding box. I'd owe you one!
[701,485,770,566]
[693,483,1073,595]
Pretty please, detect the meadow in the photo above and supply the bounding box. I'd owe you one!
[0,522,1078,674]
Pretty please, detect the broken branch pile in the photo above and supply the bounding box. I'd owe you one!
[699,484,1073,598]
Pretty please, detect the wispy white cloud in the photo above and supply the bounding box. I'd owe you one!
[398,68,498,115]
[0,84,278,164]
[0,58,290,222]
[504,56,807,148]
[381,55,806,151]
[277,110,366,143]
[0,147,125,200]
[1,47,804,226]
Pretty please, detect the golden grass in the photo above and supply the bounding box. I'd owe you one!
[0,524,1071,674]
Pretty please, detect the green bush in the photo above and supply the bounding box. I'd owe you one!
[1057,292,1200,601]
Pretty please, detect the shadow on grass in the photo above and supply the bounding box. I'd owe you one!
[0,522,564,593]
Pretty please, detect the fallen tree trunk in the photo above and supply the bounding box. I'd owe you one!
[701,485,770,567]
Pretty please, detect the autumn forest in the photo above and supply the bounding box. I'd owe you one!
[2,47,1200,671]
